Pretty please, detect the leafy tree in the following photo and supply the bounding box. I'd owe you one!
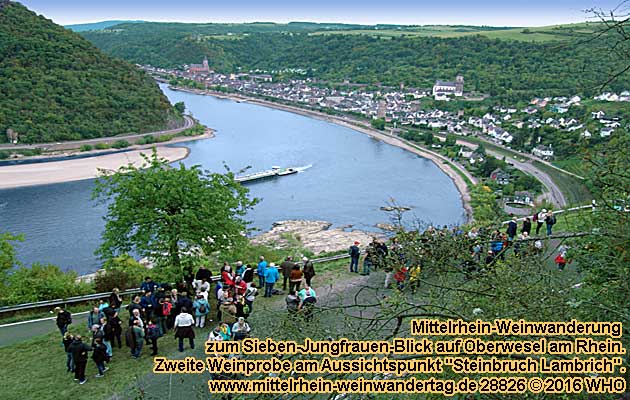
[0,232,23,285]
[370,118,385,130]
[93,151,258,277]
[423,132,434,145]
[174,101,186,115]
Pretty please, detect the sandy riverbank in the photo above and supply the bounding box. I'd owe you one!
[173,86,475,221]
[0,131,213,189]
[0,146,189,189]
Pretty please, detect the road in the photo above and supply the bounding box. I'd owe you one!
[0,115,195,151]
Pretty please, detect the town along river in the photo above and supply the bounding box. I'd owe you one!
[0,84,465,275]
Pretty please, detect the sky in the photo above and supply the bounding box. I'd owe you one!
[19,0,624,27]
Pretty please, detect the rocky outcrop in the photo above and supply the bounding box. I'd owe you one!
[251,220,380,255]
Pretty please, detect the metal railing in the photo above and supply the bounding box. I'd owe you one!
[0,253,351,315]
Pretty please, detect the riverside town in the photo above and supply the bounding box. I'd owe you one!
[0,0,629,399]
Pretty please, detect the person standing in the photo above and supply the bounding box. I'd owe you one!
[242,264,254,283]
[545,210,556,236]
[257,256,267,288]
[92,338,109,377]
[264,263,279,297]
[192,294,210,328]
[302,257,315,286]
[280,256,295,291]
[289,265,303,292]
[535,209,546,235]
[361,245,375,276]
[174,307,195,352]
[131,320,145,359]
[110,312,123,348]
[146,320,160,356]
[54,306,72,338]
[506,216,518,241]
[521,217,532,235]
[349,241,360,273]
[87,307,103,332]
[69,335,91,384]
[63,332,75,373]
[244,282,258,315]
[108,288,122,314]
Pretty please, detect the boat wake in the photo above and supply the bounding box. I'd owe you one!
[295,164,313,173]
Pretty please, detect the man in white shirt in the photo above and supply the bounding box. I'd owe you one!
[174,307,195,352]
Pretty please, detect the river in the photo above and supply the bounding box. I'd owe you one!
[0,84,464,274]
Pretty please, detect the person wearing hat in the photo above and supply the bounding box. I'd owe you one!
[349,241,360,273]
[302,257,315,286]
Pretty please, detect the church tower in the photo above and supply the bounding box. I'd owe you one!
[202,56,209,71]
[455,75,464,96]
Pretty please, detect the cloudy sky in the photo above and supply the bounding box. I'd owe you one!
[19,0,623,26]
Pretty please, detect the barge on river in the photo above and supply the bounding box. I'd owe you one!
[235,166,299,183]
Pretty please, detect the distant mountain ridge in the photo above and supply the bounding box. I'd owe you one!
[65,20,146,32]
[0,1,174,143]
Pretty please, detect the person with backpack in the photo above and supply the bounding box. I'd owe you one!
[54,306,72,338]
[92,338,109,377]
[146,320,160,356]
[193,294,210,328]
[545,210,556,236]
[349,241,360,273]
[302,257,316,286]
[69,335,91,384]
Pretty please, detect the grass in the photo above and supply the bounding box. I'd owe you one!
[532,160,592,206]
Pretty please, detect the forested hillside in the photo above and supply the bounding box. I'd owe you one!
[81,22,629,100]
[0,1,175,143]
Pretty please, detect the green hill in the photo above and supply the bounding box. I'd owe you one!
[65,20,146,32]
[0,1,175,143]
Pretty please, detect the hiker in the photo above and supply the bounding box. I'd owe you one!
[349,241,360,273]
[555,252,569,270]
[361,245,375,276]
[232,317,251,340]
[54,306,72,337]
[146,320,160,356]
[126,296,143,319]
[108,288,123,313]
[257,256,267,288]
[221,264,235,286]
[110,312,123,348]
[130,319,145,358]
[174,307,195,352]
[69,335,91,384]
[87,306,103,332]
[140,276,159,294]
[521,217,532,235]
[100,317,113,357]
[264,263,279,297]
[394,267,409,290]
[193,294,210,328]
[280,256,296,291]
[63,332,75,373]
[242,264,254,283]
[286,290,300,315]
[235,261,245,277]
[140,291,155,321]
[219,291,237,324]
[289,264,303,292]
[298,285,317,322]
[244,282,258,314]
[506,216,518,241]
[534,209,546,235]
[195,265,212,283]
[302,257,316,286]
[92,338,109,377]
[163,296,175,330]
[545,210,556,236]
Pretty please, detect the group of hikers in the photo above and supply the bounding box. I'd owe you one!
[54,255,321,384]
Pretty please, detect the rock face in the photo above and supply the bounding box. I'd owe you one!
[251,220,380,255]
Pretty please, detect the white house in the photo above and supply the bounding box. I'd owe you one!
[432,75,464,97]
[532,145,554,160]
[600,128,614,137]
[592,111,606,119]
[581,130,592,138]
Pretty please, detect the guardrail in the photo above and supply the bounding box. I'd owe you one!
[501,204,594,225]
[0,253,351,316]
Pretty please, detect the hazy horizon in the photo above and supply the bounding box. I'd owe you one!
[19,0,623,27]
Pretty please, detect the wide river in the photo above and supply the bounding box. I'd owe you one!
[0,85,464,274]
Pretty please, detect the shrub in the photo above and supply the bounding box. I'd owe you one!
[94,255,148,292]
[0,151,9,160]
[94,143,110,150]
[79,144,93,152]
[155,134,174,143]
[2,263,93,305]
[111,140,130,149]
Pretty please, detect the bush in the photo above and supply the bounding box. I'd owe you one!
[94,143,110,150]
[0,151,9,160]
[79,144,93,152]
[111,140,131,149]
[2,263,93,305]
[135,135,156,146]
[155,134,174,143]
[94,255,148,292]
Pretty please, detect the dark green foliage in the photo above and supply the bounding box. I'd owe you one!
[82,26,629,100]
[0,2,174,143]
[94,143,110,150]
[111,139,130,149]
[79,144,92,151]
[370,118,385,130]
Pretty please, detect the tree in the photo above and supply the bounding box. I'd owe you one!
[93,150,258,276]
[370,118,385,130]
[0,232,23,285]
[174,101,186,115]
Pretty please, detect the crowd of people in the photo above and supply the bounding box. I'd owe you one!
[55,255,323,384]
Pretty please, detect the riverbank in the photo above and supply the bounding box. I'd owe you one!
[0,131,213,189]
[171,86,475,221]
